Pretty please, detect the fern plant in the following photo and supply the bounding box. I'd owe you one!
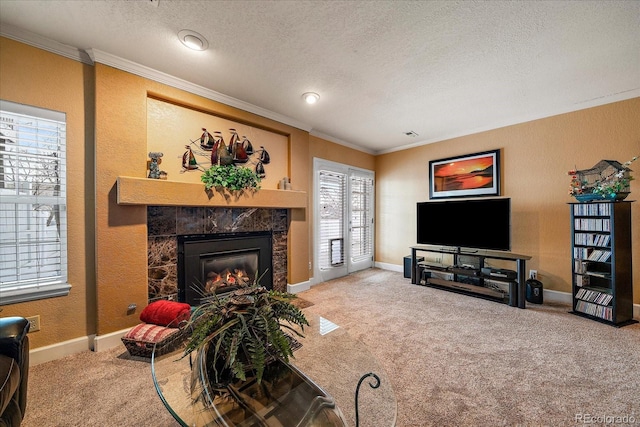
[183,276,309,384]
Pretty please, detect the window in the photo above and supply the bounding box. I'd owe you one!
[318,170,346,269]
[0,100,70,305]
[350,173,374,263]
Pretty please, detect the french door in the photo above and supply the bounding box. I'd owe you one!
[314,158,374,283]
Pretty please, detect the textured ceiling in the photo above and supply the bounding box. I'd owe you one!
[1,0,639,154]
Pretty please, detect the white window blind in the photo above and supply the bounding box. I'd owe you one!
[0,100,70,305]
[350,174,374,262]
[318,170,345,269]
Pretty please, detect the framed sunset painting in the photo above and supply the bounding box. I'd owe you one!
[429,149,501,199]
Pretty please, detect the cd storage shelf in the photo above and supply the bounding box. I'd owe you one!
[570,201,636,327]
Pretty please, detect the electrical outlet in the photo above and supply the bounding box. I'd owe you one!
[529,270,537,280]
[26,315,40,332]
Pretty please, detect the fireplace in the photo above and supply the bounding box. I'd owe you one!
[147,206,288,303]
[178,231,273,306]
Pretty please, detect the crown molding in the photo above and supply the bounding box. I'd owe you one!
[1,25,313,133]
[0,24,92,64]
[86,48,313,133]
[377,87,640,155]
[309,130,376,155]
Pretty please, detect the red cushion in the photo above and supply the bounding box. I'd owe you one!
[139,300,191,327]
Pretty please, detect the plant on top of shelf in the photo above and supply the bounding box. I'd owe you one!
[201,164,262,192]
[568,156,637,201]
[591,156,637,198]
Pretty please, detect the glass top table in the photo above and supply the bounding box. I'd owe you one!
[152,314,396,427]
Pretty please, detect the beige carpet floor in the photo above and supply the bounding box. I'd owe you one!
[23,268,640,426]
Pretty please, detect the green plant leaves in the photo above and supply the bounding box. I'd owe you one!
[201,164,262,191]
[183,283,309,384]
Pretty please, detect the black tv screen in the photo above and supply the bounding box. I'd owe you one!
[416,198,511,251]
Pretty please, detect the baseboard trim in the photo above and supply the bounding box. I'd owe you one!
[375,261,403,273]
[288,279,312,294]
[93,328,131,352]
[29,328,133,365]
[29,335,93,366]
[542,289,572,305]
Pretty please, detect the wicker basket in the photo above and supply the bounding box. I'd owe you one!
[121,323,188,358]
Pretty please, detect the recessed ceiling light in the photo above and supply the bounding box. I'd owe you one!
[178,30,208,51]
[302,92,320,104]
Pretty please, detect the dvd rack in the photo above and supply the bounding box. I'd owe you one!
[570,201,636,327]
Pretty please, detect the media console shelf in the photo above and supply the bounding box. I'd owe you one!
[410,245,532,308]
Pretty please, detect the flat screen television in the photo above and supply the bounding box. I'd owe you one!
[416,198,511,251]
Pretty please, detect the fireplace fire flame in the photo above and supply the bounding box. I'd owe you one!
[205,268,252,294]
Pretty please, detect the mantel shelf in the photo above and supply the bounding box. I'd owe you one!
[116,176,307,209]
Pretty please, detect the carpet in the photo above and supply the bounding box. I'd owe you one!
[21,269,640,427]
[297,269,640,427]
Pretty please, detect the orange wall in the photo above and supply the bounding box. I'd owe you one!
[376,98,640,303]
[309,135,375,171]
[93,63,314,334]
[0,37,95,348]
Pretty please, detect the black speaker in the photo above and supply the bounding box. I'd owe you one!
[526,279,543,304]
[403,255,424,278]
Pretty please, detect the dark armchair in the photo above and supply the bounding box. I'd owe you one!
[0,317,30,427]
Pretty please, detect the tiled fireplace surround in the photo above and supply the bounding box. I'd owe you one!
[147,206,289,302]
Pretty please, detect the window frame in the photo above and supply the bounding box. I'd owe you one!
[0,100,71,305]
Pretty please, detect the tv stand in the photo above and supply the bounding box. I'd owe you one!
[410,245,532,308]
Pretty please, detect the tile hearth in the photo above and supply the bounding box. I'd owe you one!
[147,206,289,302]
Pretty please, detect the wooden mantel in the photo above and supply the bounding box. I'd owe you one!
[116,176,307,208]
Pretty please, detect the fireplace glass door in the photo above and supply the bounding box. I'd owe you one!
[178,232,272,306]
[201,250,258,294]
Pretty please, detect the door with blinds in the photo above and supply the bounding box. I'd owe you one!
[314,159,374,283]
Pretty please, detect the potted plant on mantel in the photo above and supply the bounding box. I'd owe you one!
[201,164,262,193]
[182,274,309,385]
